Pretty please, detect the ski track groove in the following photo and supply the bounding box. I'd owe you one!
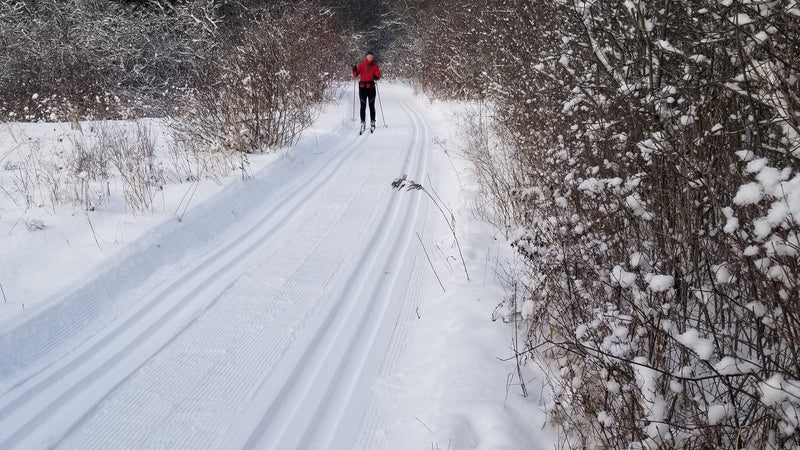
[297,99,430,449]
[57,132,398,450]
[0,125,363,391]
[230,98,429,450]
[0,91,435,449]
[353,193,436,450]
[0,119,373,448]
[342,99,434,448]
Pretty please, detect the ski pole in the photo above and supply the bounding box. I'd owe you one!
[352,79,356,121]
[376,82,387,128]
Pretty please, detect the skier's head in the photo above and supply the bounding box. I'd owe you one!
[365,51,374,63]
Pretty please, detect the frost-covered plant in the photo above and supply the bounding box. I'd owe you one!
[392,174,470,281]
[107,122,164,214]
[166,128,248,184]
[24,219,45,232]
[10,143,39,209]
[69,133,111,182]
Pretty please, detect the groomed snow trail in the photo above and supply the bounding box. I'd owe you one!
[0,88,432,449]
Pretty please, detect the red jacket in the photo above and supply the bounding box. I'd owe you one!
[353,59,381,85]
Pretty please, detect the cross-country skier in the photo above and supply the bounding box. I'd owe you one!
[352,51,381,134]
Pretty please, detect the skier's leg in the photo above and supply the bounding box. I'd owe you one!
[368,87,376,125]
[359,87,367,124]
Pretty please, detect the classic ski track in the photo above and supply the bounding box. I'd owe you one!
[354,219,434,450]
[0,94,433,450]
[0,124,355,386]
[234,99,430,450]
[56,129,399,450]
[0,120,374,448]
[64,98,427,449]
[0,122,365,389]
[308,100,431,449]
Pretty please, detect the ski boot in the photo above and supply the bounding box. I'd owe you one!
[370,121,376,134]
[359,121,366,135]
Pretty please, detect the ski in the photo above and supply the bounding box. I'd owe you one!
[357,123,376,135]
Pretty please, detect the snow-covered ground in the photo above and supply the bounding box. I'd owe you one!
[0,84,552,449]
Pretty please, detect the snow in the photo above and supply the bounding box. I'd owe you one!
[632,356,669,442]
[674,329,714,360]
[714,356,758,375]
[521,299,535,319]
[707,404,727,425]
[753,217,773,239]
[729,13,754,26]
[744,245,760,256]
[657,40,682,54]
[597,410,615,427]
[630,251,646,269]
[611,265,637,288]
[735,149,756,162]
[724,217,739,233]
[623,1,636,15]
[732,182,763,205]
[755,166,784,194]
[746,158,768,174]
[760,374,787,406]
[766,201,790,226]
[576,323,589,339]
[721,207,739,234]
[647,274,674,292]
[0,84,554,448]
[753,31,770,44]
[626,194,653,220]
[578,177,603,193]
[713,264,733,284]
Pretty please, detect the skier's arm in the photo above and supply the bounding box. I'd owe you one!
[352,64,359,77]
[375,66,381,81]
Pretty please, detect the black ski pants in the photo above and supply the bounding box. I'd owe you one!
[359,84,376,123]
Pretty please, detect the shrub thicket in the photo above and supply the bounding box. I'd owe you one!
[0,0,351,214]
[0,0,349,129]
[396,0,800,448]
[174,3,348,154]
[0,0,216,120]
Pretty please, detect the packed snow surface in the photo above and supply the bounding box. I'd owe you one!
[0,84,551,449]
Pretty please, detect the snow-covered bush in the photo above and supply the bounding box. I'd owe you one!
[400,0,800,448]
[0,0,347,127]
[0,0,214,120]
[172,3,347,154]
[0,0,350,206]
